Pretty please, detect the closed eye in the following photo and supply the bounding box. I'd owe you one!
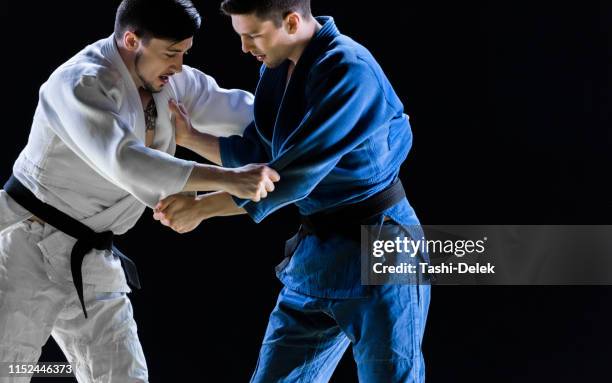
[165,50,189,58]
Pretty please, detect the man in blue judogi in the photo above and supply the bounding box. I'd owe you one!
[155,1,430,381]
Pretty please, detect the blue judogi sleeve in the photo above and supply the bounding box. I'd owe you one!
[223,56,398,223]
[219,65,270,167]
[219,120,270,167]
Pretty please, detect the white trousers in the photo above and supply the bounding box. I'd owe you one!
[0,220,148,382]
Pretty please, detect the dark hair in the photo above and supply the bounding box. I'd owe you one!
[115,0,201,43]
[220,0,311,27]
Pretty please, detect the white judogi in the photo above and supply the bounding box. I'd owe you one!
[0,35,253,382]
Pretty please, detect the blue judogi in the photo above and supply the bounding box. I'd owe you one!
[220,16,430,382]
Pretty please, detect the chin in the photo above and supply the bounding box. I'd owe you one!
[143,83,163,93]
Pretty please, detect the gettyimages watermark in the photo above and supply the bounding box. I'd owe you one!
[360,225,612,285]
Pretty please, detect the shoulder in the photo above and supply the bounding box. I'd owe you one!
[310,35,380,85]
[45,46,125,105]
[171,64,214,86]
[306,34,402,109]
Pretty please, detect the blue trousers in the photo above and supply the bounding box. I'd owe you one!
[251,284,430,382]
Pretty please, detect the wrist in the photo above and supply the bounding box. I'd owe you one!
[211,166,235,192]
[196,194,212,220]
[176,131,193,147]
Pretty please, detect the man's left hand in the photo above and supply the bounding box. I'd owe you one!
[153,193,205,234]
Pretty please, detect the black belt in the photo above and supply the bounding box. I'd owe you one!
[3,175,141,318]
[283,179,406,259]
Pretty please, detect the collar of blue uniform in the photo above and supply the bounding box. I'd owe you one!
[314,16,340,43]
[296,16,340,70]
[252,16,342,159]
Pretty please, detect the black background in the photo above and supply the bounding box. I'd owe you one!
[2,1,611,382]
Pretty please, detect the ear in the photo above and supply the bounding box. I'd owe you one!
[122,31,141,52]
[283,12,301,35]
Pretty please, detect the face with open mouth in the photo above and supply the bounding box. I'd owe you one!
[133,36,193,93]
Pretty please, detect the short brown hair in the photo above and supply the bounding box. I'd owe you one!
[220,0,311,27]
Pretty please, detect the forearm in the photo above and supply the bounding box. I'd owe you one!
[182,161,279,201]
[182,164,227,192]
[178,132,222,165]
[198,191,246,219]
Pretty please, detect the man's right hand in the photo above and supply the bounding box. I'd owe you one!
[223,164,280,202]
[169,99,195,147]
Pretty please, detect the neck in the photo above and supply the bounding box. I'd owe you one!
[116,39,145,89]
[287,16,322,65]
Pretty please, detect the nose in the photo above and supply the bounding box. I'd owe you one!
[170,54,184,74]
[240,36,253,54]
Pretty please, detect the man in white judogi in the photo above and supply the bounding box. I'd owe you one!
[0,1,279,382]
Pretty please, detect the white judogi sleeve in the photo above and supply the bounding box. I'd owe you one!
[172,66,254,138]
[39,68,195,208]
